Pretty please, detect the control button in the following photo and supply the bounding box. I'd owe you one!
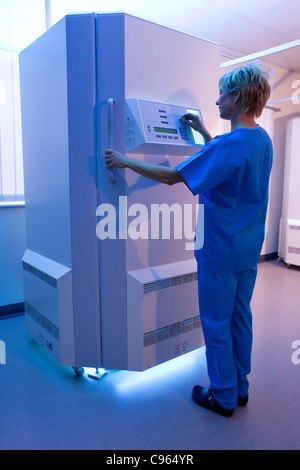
[156,135,161,138]
[162,135,167,139]
[179,128,189,140]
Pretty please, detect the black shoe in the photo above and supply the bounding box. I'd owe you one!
[192,385,235,417]
[237,395,249,406]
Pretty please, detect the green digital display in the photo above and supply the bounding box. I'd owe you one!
[154,127,178,134]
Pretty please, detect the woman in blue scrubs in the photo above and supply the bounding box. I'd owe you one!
[105,62,273,417]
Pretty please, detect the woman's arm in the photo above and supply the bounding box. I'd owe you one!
[104,149,184,185]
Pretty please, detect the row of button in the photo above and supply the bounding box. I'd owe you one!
[156,135,179,140]
[158,109,168,125]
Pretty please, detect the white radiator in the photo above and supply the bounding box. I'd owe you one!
[285,219,300,265]
[279,118,300,267]
[127,259,204,371]
[22,249,75,365]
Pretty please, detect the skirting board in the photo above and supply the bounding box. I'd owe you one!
[0,302,25,320]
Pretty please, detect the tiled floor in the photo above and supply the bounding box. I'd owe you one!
[1,260,300,450]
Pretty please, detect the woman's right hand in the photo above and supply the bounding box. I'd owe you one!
[180,113,204,132]
[180,113,212,143]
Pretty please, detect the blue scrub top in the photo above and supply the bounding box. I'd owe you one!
[176,126,273,273]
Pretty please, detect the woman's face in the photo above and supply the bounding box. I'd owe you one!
[216,85,238,120]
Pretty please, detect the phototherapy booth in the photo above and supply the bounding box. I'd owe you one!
[19,12,221,374]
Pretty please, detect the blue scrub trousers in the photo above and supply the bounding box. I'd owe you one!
[197,264,258,410]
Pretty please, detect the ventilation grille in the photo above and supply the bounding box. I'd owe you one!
[288,246,300,255]
[25,302,60,341]
[143,315,201,347]
[22,261,57,289]
[144,272,197,294]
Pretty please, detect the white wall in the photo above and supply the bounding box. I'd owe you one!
[219,60,300,257]
[0,207,26,306]
[264,65,300,256]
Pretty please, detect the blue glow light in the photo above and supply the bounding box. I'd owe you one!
[116,347,204,393]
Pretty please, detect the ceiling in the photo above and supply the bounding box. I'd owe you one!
[49,0,300,72]
[93,0,300,72]
[171,0,300,72]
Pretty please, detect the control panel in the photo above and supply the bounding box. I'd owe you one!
[125,99,205,155]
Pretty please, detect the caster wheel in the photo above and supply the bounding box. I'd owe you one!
[73,367,84,377]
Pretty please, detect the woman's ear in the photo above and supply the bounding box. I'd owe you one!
[232,88,241,103]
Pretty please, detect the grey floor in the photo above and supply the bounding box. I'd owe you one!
[1,260,300,450]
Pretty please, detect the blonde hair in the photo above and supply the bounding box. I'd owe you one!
[219,62,271,117]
